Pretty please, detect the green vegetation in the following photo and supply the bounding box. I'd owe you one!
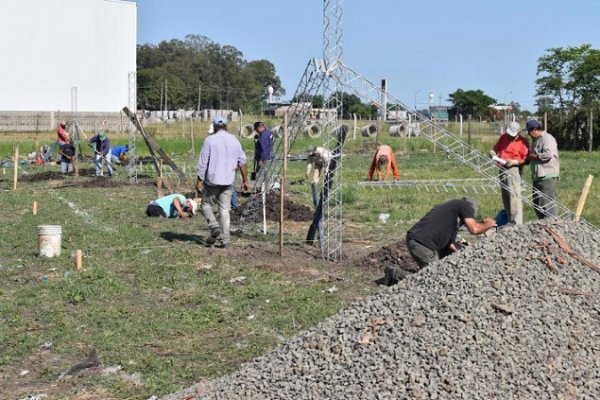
[1,124,599,398]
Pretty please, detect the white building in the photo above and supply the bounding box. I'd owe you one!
[0,0,136,112]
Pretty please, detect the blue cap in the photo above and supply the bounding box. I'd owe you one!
[525,119,542,130]
[212,116,227,125]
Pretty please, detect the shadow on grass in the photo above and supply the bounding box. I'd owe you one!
[160,231,204,245]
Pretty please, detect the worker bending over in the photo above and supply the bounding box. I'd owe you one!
[306,145,331,183]
[146,193,197,218]
[367,143,400,181]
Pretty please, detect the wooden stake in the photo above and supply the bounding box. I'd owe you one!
[156,175,163,198]
[262,182,267,235]
[13,145,19,192]
[190,118,195,155]
[76,250,83,271]
[280,113,289,257]
[32,201,37,216]
[574,175,594,223]
[2,168,5,175]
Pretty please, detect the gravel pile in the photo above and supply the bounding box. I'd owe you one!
[164,220,600,400]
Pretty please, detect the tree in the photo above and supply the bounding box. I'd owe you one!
[535,44,600,149]
[447,89,497,120]
[136,34,285,112]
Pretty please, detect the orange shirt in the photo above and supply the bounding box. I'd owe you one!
[493,133,529,162]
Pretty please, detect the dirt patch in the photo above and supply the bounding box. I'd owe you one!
[232,191,313,224]
[359,238,421,274]
[19,168,99,182]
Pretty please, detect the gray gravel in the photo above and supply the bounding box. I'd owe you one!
[162,220,600,400]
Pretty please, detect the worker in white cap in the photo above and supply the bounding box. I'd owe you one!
[305,145,331,183]
[489,121,529,224]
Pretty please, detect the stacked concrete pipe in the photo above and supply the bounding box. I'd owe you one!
[303,124,322,138]
[361,123,378,137]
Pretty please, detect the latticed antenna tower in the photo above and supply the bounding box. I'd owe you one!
[240,0,347,261]
[318,0,345,261]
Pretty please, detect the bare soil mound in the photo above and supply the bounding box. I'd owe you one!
[360,238,421,274]
[232,191,313,223]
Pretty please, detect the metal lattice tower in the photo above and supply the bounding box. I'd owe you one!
[319,0,345,261]
[240,0,347,261]
[127,71,138,183]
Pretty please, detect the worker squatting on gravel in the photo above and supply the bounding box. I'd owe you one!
[385,198,497,286]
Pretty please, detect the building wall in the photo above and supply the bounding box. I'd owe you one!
[0,0,136,112]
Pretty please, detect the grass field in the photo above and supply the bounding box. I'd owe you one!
[1,120,599,399]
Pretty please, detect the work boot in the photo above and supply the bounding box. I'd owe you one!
[205,228,221,245]
[383,264,399,287]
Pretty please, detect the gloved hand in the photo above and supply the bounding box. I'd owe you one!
[488,150,497,159]
[505,159,519,167]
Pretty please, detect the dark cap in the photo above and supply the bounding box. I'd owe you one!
[525,119,542,131]
[254,121,264,130]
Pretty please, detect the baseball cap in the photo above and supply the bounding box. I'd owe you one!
[525,119,542,131]
[506,122,520,137]
[254,121,264,130]
[307,145,316,153]
[186,199,198,215]
[98,130,106,140]
[212,116,227,125]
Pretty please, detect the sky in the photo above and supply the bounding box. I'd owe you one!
[136,0,600,112]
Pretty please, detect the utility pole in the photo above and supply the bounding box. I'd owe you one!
[164,80,168,118]
[159,82,163,117]
[197,85,201,113]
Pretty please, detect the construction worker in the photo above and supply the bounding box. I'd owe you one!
[88,130,112,177]
[146,194,198,218]
[490,121,529,225]
[253,121,273,178]
[367,142,400,181]
[306,145,331,183]
[196,116,249,248]
[406,198,495,265]
[110,144,129,164]
[45,121,70,161]
[59,140,76,174]
[526,119,560,219]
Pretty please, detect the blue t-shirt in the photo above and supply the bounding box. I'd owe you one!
[153,194,186,218]
[112,145,128,157]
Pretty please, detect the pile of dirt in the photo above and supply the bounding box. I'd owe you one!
[19,168,99,182]
[361,239,421,274]
[232,191,313,223]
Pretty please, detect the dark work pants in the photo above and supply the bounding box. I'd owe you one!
[406,237,439,268]
[533,177,559,219]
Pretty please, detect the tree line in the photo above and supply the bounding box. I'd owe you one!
[138,37,598,149]
[137,34,285,113]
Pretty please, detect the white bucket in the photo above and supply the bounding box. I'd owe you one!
[37,225,62,257]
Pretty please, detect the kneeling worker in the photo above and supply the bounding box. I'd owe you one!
[407,198,496,267]
[146,193,197,218]
[386,198,496,286]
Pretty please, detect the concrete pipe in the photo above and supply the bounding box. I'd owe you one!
[389,123,408,137]
[303,124,322,138]
[361,123,378,138]
[271,125,284,138]
[241,124,256,139]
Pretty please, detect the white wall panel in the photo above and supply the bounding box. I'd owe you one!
[0,0,136,112]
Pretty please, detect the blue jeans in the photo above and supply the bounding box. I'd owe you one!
[93,153,113,176]
[201,185,233,244]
